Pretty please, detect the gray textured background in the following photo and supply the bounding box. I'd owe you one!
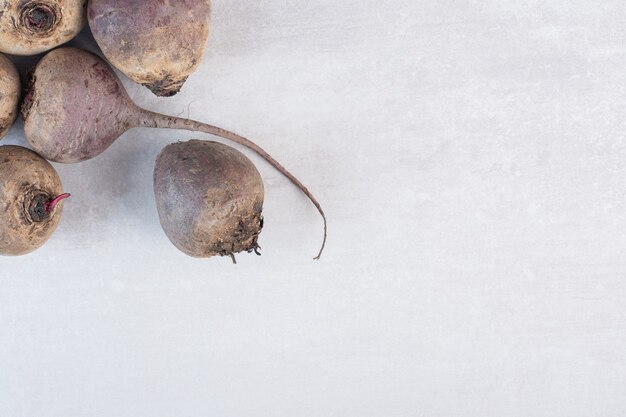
[2,1,626,415]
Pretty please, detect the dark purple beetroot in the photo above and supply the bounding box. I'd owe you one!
[88,0,211,96]
[155,140,264,262]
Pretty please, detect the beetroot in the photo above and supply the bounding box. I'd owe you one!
[88,0,211,97]
[155,140,264,262]
[0,145,69,256]
[23,47,326,258]
[0,0,87,56]
[0,53,20,141]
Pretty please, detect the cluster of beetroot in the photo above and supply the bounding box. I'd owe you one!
[0,0,326,262]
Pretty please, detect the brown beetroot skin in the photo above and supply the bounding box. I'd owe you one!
[0,53,20,140]
[88,0,211,96]
[0,0,87,56]
[0,146,69,256]
[155,140,264,261]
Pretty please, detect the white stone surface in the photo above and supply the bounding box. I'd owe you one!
[2,0,626,415]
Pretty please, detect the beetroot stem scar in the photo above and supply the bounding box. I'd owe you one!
[22,4,57,33]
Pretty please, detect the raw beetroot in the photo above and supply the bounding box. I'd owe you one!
[155,140,264,262]
[0,53,20,141]
[88,0,211,96]
[23,47,326,258]
[0,145,69,256]
[0,0,87,56]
